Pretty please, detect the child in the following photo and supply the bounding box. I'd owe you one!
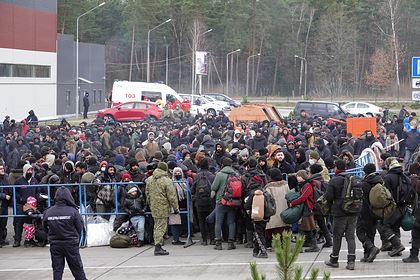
[124,185,146,247]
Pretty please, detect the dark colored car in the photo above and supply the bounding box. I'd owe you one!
[97,101,162,121]
[294,101,347,119]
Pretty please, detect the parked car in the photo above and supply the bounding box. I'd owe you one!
[342,102,383,115]
[294,101,347,119]
[179,94,231,116]
[97,101,162,121]
[205,93,241,107]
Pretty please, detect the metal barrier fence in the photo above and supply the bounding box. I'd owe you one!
[0,180,195,247]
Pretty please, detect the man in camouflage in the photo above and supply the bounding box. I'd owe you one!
[146,161,179,256]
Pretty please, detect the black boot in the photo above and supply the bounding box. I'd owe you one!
[346,255,356,270]
[388,236,405,257]
[214,240,222,250]
[13,240,20,248]
[322,235,333,248]
[304,231,320,253]
[366,246,380,262]
[154,244,169,256]
[403,248,419,263]
[380,240,392,251]
[227,240,236,250]
[325,254,339,268]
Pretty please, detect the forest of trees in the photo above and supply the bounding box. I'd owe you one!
[58,0,420,99]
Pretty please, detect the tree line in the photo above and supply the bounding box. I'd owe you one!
[58,0,420,99]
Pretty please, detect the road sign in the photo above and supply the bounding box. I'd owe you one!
[413,57,420,77]
[413,78,420,89]
[412,91,420,101]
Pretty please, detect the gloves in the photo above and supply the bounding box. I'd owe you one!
[210,191,216,199]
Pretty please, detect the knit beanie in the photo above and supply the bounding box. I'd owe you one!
[309,151,320,160]
[363,163,376,175]
[157,161,168,172]
[267,168,283,181]
[296,170,309,181]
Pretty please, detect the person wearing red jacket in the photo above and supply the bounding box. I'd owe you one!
[290,170,319,252]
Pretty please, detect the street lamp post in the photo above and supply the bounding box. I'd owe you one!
[147,18,172,83]
[76,2,106,117]
[246,53,260,98]
[226,49,241,96]
[192,28,213,95]
[294,55,307,98]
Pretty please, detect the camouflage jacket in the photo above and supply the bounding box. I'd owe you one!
[146,168,179,219]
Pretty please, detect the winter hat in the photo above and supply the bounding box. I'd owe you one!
[296,170,309,181]
[309,151,320,160]
[239,148,249,157]
[247,157,258,168]
[45,154,55,168]
[267,168,283,181]
[26,196,37,208]
[121,172,132,181]
[222,157,233,167]
[81,172,95,184]
[115,154,126,166]
[23,164,33,176]
[203,135,212,142]
[363,163,376,175]
[157,161,168,172]
[167,161,178,171]
[154,151,164,161]
[99,161,108,168]
[148,132,155,138]
[162,142,172,153]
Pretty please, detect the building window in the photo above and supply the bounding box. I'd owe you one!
[66,90,71,106]
[13,64,33,77]
[93,89,97,104]
[35,65,50,78]
[0,64,12,77]
[99,90,102,103]
[0,63,51,78]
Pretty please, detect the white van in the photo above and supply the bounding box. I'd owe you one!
[111,81,185,107]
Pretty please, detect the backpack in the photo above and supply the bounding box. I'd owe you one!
[109,234,131,248]
[220,173,243,207]
[341,175,363,214]
[397,173,415,206]
[369,182,396,220]
[263,190,276,219]
[194,172,212,208]
[251,190,265,221]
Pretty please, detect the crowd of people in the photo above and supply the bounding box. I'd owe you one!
[0,105,419,272]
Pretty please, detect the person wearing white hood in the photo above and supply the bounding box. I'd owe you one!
[13,163,39,247]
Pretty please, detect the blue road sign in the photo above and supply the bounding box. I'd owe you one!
[413,57,420,77]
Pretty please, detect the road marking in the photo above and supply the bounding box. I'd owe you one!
[0,258,413,272]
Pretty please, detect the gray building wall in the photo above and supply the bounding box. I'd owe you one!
[57,33,105,116]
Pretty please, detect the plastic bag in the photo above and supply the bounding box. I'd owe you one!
[86,223,111,247]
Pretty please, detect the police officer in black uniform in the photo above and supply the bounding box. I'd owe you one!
[43,187,87,280]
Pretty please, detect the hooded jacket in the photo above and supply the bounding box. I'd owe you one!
[15,164,39,205]
[124,185,146,217]
[211,166,237,204]
[212,142,229,167]
[43,187,83,246]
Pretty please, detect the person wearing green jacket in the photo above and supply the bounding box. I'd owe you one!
[146,162,179,256]
[211,157,238,250]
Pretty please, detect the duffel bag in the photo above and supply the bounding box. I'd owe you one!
[110,234,131,248]
[280,204,304,224]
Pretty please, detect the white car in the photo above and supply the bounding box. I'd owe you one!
[179,94,230,116]
[342,102,383,115]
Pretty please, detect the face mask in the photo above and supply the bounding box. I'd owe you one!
[175,175,182,180]
[25,172,33,180]
[309,159,316,165]
[101,167,106,172]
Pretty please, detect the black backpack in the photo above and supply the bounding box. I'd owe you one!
[263,190,277,219]
[397,173,415,206]
[341,175,363,214]
[194,172,212,208]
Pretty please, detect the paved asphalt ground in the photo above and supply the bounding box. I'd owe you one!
[0,226,419,280]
